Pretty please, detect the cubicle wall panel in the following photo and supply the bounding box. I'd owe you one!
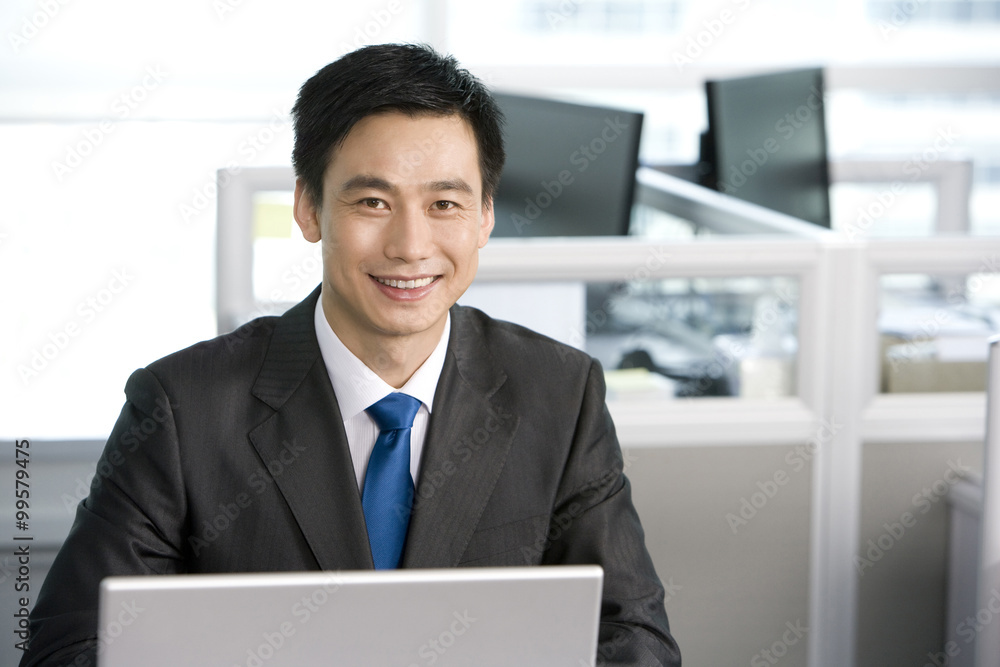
[625,444,811,667]
[855,440,984,667]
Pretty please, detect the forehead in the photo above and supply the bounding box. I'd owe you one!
[326,111,481,184]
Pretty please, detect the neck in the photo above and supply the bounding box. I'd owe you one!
[321,296,444,389]
[357,336,437,389]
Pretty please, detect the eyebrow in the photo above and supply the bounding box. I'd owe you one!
[340,175,397,195]
[426,179,475,197]
[339,175,475,198]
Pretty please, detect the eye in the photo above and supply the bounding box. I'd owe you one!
[361,198,387,209]
[432,200,456,211]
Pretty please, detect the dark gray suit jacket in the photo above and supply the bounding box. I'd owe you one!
[22,288,680,666]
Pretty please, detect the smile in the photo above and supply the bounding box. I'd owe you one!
[373,276,437,290]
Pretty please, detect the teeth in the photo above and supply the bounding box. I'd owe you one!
[375,276,434,289]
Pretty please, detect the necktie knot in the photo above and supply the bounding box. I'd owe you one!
[366,393,421,431]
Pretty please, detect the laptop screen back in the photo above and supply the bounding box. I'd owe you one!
[98,565,603,667]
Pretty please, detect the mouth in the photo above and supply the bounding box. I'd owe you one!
[372,275,438,290]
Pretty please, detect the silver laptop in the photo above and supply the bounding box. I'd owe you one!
[98,565,603,666]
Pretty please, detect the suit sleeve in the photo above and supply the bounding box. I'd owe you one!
[19,368,187,667]
[542,360,681,667]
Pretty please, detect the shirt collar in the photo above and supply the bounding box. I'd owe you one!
[313,296,450,420]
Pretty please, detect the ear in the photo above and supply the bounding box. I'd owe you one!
[478,197,495,248]
[293,178,322,243]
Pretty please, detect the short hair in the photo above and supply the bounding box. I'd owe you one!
[291,43,505,209]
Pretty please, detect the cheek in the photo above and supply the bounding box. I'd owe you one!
[322,220,376,263]
[441,232,477,267]
[320,237,364,290]
[445,215,485,245]
[319,238,340,270]
[463,254,480,280]
[447,240,480,283]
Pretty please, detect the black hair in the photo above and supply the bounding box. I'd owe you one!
[291,43,505,209]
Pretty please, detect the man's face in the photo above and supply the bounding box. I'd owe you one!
[293,112,493,355]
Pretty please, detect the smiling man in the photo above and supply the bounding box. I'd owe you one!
[21,44,681,666]
[295,111,490,389]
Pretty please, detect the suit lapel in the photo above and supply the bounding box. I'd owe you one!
[402,307,521,568]
[248,288,373,571]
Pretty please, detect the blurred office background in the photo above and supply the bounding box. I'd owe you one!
[1,1,999,665]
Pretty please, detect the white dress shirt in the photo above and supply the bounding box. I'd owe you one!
[313,296,450,491]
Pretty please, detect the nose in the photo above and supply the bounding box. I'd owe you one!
[383,204,433,262]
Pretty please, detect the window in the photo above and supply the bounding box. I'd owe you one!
[520,0,687,33]
[867,0,1000,23]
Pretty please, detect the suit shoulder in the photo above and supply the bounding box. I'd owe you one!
[451,304,594,373]
[115,314,282,417]
[117,315,276,408]
[146,314,280,375]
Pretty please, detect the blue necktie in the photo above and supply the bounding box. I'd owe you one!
[362,393,421,570]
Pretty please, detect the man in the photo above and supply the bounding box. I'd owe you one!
[22,44,680,666]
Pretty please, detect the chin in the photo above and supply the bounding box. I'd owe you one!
[374,312,443,337]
